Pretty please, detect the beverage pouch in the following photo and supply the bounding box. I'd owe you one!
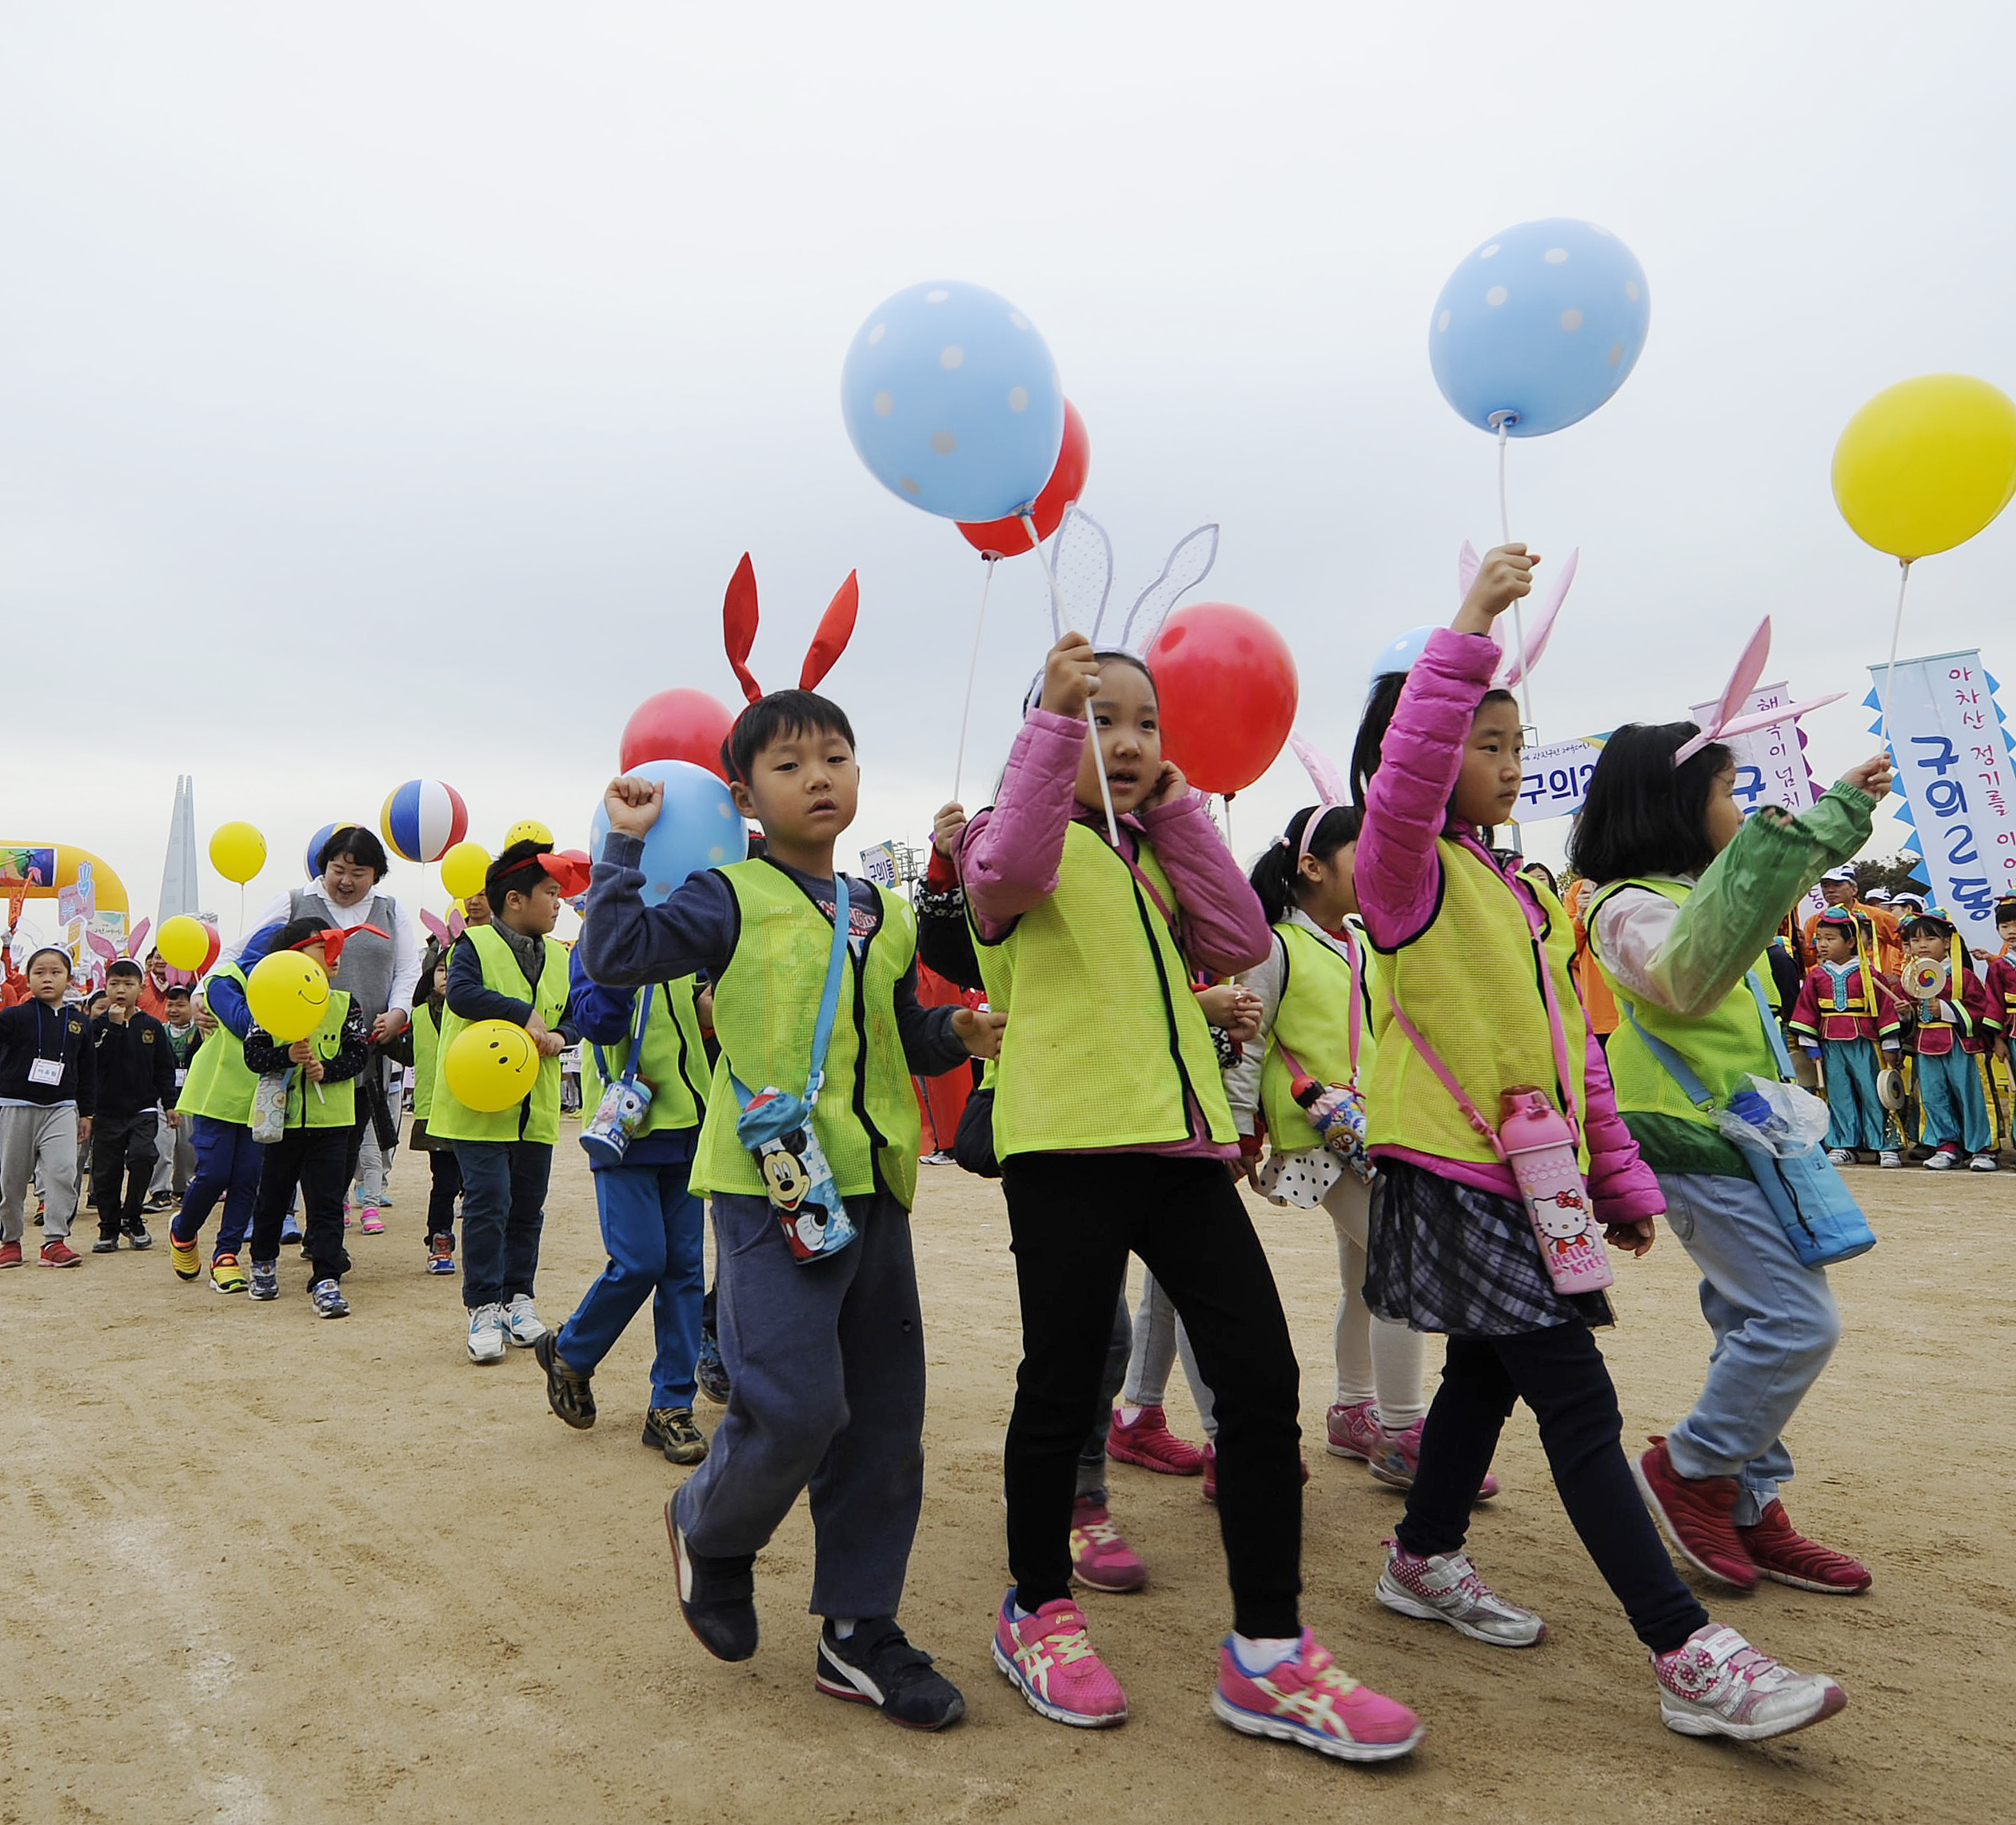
[737,1085,856,1260]
[250,1070,289,1144]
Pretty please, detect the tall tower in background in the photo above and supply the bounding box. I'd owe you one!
[158,775,200,927]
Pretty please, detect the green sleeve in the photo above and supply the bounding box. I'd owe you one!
[1650,783,1877,1017]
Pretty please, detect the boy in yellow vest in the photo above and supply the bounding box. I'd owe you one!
[242,920,374,1316]
[429,842,581,1364]
[586,688,1002,1733]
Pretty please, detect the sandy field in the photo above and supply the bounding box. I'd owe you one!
[2,1136,2009,1825]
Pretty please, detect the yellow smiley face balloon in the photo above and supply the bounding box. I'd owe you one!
[504,819,554,849]
[245,950,331,1044]
[444,1019,541,1112]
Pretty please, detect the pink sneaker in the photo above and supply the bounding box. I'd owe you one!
[992,1593,1128,1727]
[1212,1630,1423,1762]
[1367,1417,1500,1501]
[1652,1623,1847,1741]
[1069,1498,1148,1594]
[1324,1399,1383,1461]
[359,1207,385,1235]
[1107,1404,1204,1476]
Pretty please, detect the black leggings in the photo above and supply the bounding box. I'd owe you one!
[425,1148,462,1241]
[1396,1322,1708,1654]
[1001,1151,1303,1638]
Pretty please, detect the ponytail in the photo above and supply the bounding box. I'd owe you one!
[1248,804,1365,924]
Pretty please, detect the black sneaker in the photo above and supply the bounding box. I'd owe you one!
[665,1504,758,1662]
[645,1407,709,1465]
[816,1619,966,1730]
[91,1236,120,1254]
[695,1326,730,1405]
[123,1224,154,1251]
[533,1332,596,1429]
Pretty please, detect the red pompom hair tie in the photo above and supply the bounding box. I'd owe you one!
[721,554,860,705]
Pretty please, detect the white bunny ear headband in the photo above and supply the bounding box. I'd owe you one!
[1456,540,1580,691]
[1673,617,1844,765]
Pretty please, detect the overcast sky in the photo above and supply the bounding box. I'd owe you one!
[5,1,2013,933]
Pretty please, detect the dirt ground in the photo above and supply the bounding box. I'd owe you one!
[2,1138,2009,1825]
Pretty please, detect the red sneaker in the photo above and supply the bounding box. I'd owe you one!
[1069,1497,1148,1593]
[1737,1500,1870,1595]
[1106,1404,1204,1476]
[1632,1436,1756,1590]
[1202,1443,1309,1504]
[0,1240,22,1269]
[38,1239,82,1268]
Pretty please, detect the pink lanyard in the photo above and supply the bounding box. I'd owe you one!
[1380,837,1583,1165]
[1275,921,1365,1092]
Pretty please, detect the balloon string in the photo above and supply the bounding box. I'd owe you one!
[1879,559,1913,753]
[1494,415,1535,737]
[1024,511,1121,849]
[952,557,997,808]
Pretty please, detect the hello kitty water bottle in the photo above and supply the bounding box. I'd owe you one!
[1498,1087,1613,1295]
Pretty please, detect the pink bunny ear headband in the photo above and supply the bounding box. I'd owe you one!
[721,553,860,706]
[1287,734,1349,864]
[1673,617,1843,765]
[1456,541,1580,692]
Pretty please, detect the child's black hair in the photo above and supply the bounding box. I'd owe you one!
[272,915,328,953]
[315,825,389,882]
[1567,722,1735,884]
[165,982,192,1000]
[1350,669,1518,813]
[1903,912,1958,940]
[24,946,71,979]
[1996,897,2016,928]
[1248,804,1363,925]
[106,958,142,981]
[1811,912,1857,947]
[1023,649,1157,717]
[485,838,551,908]
[721,689,856,785]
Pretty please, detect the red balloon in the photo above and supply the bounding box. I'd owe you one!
[1144,603,1299,796]
[958,400,1091,557]
[198,923,222,976]
[620,688,737,781]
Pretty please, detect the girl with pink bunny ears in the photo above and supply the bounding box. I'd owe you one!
[1572,618,1890,1616]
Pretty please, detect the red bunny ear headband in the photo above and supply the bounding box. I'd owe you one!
[722,553,860,705]
[1673,617,1843,766]
[285,924,389,968]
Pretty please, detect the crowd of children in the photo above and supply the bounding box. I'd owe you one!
[11,538,1971,1771]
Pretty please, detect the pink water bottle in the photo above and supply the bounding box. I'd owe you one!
[1498,1087,1613,1295]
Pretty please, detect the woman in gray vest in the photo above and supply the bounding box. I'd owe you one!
[238,827,421,1217]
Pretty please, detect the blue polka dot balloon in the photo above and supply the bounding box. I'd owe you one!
[841,281,1065,521]
[1429,219,1651,438]
[1371,625,1439,679]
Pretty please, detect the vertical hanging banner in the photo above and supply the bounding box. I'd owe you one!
[1866,650,2016,946]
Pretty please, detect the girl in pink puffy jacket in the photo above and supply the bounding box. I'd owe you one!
[1349,545,1846,1747]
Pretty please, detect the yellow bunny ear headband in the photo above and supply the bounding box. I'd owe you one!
[1673,617,1845,766]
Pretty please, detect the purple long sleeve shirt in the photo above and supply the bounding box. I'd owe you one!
[960,707,1271,1159]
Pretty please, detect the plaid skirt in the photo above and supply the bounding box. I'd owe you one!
[1364,1157,1613,1337]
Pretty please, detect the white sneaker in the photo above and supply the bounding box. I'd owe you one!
[1825,1148,1854,1166]
[1926,1148,1957,1171]
[1652,1623,1846,1741]
[1374,1541,1546,1647]
[1968,1152,1999,1172]
[1878,1150,1902,1168]
[504,1293,548,1348]
[467,1303,507,1364]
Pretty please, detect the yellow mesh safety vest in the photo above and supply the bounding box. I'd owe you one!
[696,862,921,1208]
[283,989,355,1130]
[1260,920,1375,1153]
[429,924,569,1145]
[179,961,257,1124]
[1367,837,1590,1168]
[411,1000,441,1123]
[580,976,710,1136]
[979,822,1234,1157]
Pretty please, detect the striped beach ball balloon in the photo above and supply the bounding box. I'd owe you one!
[304,820,364,879]
[380,779,470,865]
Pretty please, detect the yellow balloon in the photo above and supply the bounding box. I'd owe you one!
[504,819,554,849]
[156,915,210,972]
[1832,373,2016,561]
[245,950,330,1044]
[209,821,267,885]
[440,841,490,901]
[444,1019,541,1112]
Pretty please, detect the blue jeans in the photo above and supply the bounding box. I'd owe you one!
[1657,1170,1842,1526]
[453,1140,552,1311]
[1916,1048,1994,1154]
[557,1160,705,1409]
[170,1116,261,1259]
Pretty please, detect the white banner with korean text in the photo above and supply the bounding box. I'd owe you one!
[1870,650,2016,948]
[1516,737,1607,823]
[1689,681,1826,924]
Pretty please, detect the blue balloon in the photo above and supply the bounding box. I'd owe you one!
[588,760,748,906]
[305,821,341,879]
[841,281,1065,521]
[1429,218,1651,438]
[1371,625,1439,679]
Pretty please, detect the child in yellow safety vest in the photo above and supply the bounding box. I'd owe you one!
[243,919,374,1316]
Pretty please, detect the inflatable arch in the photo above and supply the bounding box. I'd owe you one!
[0,845,131,916]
